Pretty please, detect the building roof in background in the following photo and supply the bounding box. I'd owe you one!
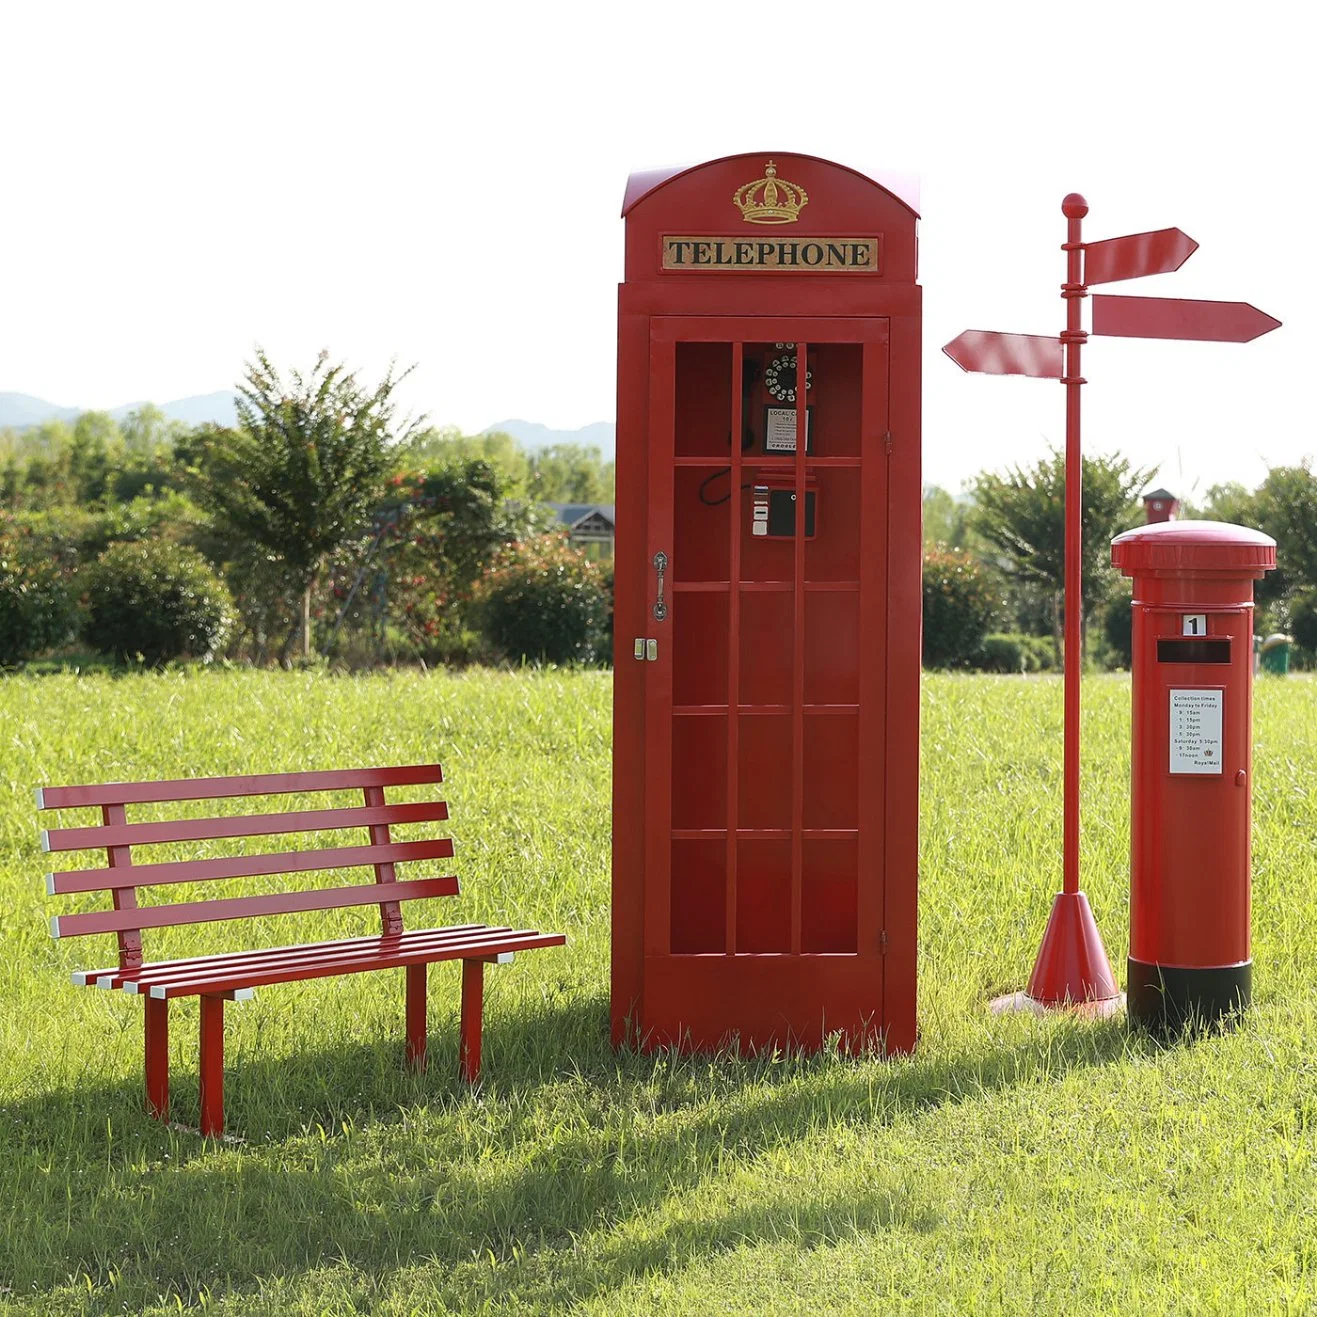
[547,503,616,530]
[1143,488,1178,502]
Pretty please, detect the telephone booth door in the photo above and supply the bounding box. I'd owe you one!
[635,315,890,1051]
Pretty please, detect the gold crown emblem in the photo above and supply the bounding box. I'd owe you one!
[733,160,808,225]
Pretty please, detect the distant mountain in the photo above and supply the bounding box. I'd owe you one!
[112,392,240,428]
[0,390,239,431]
[482,418,615,457]
[0,393,82,428]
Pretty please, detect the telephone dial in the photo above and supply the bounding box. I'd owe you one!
[699,344,818,538]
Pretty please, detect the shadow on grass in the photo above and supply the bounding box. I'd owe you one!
[1,991,1135,1311]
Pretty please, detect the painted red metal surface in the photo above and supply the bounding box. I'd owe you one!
[1084,227,1197,285]
[43,800,449,853]
[145,995,168,1119]
[1032,194,1120,1006]
[49,839,456,897]
[1026,892,1119,1004]
[199,995,225,1137]
[621,155,922,219]
[40,765,565,1134]
[942,192,1281,1011]
[129,928,563,998]
[405,962,427,1069]
[460,959,484,1082]
[1112,522,1275,972]
[86,925,486,990]
[1092,296,1282,342]
[942,330,1063,379]
[53,875,460,938]
[39,764,444,810]
[614,153,921,1055]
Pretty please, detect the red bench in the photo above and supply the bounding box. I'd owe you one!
[39,764,564,1136]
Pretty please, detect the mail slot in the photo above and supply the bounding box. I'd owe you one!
[1111,520,1276,1034]
[1157,637,1231,664]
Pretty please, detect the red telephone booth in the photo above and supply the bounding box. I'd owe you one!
[612,153,922,1055]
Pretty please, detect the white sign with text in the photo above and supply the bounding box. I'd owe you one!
[1169,688,1224,775]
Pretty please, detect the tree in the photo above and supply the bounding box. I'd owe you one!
[187,349,421,660]
[526,444,615,504]
[969,448,1153,662]
[324,458,537,660]
[923,485,972,549]
[921,545,999,667]
[1229,464,1317,611]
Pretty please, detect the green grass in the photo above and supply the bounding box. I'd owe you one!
[1,668,1315,1314]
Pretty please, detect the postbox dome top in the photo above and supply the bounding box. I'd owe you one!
[1111,519,1277,576]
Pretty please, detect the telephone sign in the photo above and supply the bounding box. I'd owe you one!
[612,154,922,1056]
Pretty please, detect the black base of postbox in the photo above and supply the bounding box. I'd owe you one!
[1127,957,1251,1037]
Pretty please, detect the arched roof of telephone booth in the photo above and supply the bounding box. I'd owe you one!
[622,154,921,218]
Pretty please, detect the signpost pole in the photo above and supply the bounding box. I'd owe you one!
[1061,193,1087,901]
[1020,195,1119,1010]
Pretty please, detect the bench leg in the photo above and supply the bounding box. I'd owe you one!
[199,995,225,1137]
[405,963,427,1071]
[144,995,169,1121]
[460,959,484,1083]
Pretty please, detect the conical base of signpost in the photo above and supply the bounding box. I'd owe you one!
[990,892,1122,1017]
[1027,890,1120,1005]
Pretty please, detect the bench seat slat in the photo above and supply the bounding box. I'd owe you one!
[134,928,568,998]
[103,924,507,990]
[79,925,489,989]
[52,875,459,938]
[43,800,450,854]
[49,838,455,895]
[38,764,444,811]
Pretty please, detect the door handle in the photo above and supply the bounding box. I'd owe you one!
[652,551,669,622]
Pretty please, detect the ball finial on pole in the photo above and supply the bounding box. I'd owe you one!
[1062,193,1089,219]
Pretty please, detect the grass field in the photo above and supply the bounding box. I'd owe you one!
[1,668,1315,1315]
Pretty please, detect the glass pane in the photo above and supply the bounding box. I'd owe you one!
[671,838,726,953]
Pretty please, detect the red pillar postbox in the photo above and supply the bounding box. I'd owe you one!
[1111,520,1276,1033]
[611,154,922,1055]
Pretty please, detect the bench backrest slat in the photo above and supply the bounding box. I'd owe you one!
[38,764,444,811]
[42,800,450,854]
[48,838,456,897]
[51,875,459,939]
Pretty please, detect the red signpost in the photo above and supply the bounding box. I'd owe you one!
[943,331,1063,379]
[943,194,1281,1011]
[1092,297,1282,342]
[1084,227,1197,286]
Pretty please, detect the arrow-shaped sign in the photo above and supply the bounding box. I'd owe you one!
[1085,227,1197,285]
[942,330,1063,379]
[1091,296,1282,343]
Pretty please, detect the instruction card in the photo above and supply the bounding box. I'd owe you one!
[1169,688,1224,775]
[764,407,811,453]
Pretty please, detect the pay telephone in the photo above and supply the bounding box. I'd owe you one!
[700,343,818,537]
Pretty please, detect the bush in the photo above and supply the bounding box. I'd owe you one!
[474,534,608,665]
[922,545,999,668]
[84,541,235,663]
[0,538,77,666]
[975,632,1057,673]
[1099,583,1134,669]
[1289,589,1317,657]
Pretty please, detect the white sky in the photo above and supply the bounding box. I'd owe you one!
[1,1,1309,498]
